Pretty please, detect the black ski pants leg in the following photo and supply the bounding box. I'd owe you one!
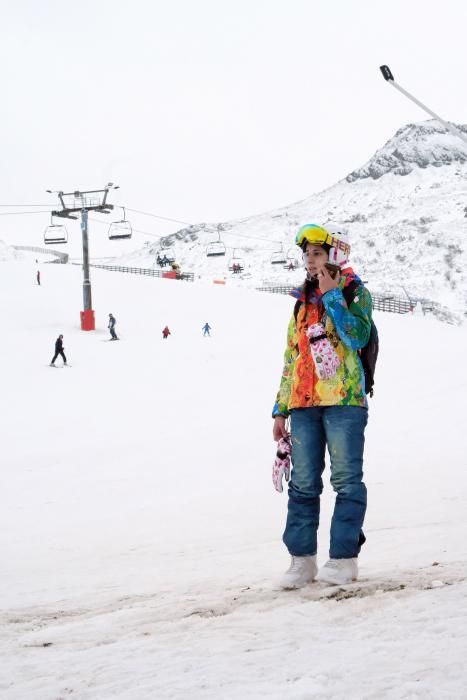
[51,350,67,364]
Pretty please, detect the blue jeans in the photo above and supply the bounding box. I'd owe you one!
[283,406,368,559]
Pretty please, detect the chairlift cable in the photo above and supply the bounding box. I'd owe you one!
[0,210,52,216]
[0,201,291,247]
[122,205,284,244]
[87,215,160,238]
[124,207,190,226]
[0,201,289,247]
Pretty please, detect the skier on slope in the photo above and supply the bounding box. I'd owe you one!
[272,223,373,588]
[108,313,118,340]
[50,334,67,366]
[162,326,171,339]
[36,270,41,286]
[202,322,211,336]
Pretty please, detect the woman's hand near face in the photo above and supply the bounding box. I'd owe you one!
[318,265,339,294]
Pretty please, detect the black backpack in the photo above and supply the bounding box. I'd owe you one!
[293,281,379,397]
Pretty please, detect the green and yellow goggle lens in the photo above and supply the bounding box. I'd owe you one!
[295,224,350,256]
[295,224,332,248]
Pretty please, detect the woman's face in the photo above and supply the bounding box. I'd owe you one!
[303,244,329,277]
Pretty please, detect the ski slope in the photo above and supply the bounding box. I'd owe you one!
[1,260,467,699]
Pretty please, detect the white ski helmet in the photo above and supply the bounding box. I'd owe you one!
[322,222,351,267]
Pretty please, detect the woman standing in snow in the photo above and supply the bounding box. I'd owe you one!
[272,223,373,588]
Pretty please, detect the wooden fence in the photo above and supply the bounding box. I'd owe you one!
[13,245,69,263]
[67,265,441,317]
[256,285,419,314]
[81,263,195,282]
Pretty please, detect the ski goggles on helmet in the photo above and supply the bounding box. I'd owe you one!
[295,224,333,248]
[295,224,350,257]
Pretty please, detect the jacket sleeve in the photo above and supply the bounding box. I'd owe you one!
[321,286,372,350]
[272,313,298,418]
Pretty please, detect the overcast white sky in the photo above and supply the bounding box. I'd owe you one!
[2,0,467,242]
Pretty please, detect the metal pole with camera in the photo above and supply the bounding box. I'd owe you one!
[379,65,467,147]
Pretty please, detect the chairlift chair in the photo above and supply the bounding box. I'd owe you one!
[108,207,132,240]
[284,248,300,270]
[206,230,226,257]
[228,249,245,272]
[270,244,286,265]
[206,242,226,256]
[157,248,176,264]
[44,215,68,245]
[155,249,176,266]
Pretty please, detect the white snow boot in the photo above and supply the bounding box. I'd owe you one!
[280,555,318,589]
[316,558,358,585]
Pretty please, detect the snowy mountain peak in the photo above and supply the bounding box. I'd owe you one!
[346,120,467,182]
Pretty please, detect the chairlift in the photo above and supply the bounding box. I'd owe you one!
[270,244,286,265]
[108,207,132,240]
[284,248,300,270]
[206,229,226,257]
[155,248,176,267]
[157,248,175,262]
[44,214,68,245]
[228,249,245,273]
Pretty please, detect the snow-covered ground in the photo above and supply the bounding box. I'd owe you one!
[0,241,24,262]
[1,260,467,699]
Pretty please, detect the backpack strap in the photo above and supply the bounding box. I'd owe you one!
[296,280,361,320]
[342,280,361,308]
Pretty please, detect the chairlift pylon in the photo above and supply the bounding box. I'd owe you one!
[44,213,68,245]
[108,207,132,240]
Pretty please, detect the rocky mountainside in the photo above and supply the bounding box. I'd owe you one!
[347,121,467,181]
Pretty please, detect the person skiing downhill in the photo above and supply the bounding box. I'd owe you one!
[36,270,41,286]
[162,326,171,339]
[272,223,373,588]
[50,334,67,366]
[202,322,211,336]
[108,313,118,340]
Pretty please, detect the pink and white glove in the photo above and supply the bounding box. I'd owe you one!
[306,323,340,380]
[273,437,291,493]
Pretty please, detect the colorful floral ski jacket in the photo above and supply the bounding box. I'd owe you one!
[272,269,373,417]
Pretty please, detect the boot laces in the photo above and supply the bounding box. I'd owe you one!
[288,556,309,572]
[323,559,340,570]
